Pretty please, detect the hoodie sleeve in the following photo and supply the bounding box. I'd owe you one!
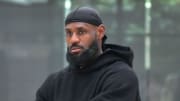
[90,67,141,101]
[35,74,55,101]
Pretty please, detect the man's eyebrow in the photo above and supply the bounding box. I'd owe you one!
[77,27,86,30]
[65,28,71,31]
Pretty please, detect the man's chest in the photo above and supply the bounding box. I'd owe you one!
[53,73,105,101]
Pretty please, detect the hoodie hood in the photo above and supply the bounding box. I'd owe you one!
[68,43,134,72]
[103,44,134,67]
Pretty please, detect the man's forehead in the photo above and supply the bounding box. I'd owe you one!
[65,22,96,30]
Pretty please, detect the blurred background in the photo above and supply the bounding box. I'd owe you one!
[0,0,180,101]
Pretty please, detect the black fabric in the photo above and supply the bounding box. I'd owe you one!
[65,7,103,26]
[36,44,141,101]
[103,44,134,67]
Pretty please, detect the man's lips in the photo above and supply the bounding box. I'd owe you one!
[70,47,82,54]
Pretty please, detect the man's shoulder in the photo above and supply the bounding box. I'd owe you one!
[107,61,133,72]
[101,61,139,88]
[105,61,138,81]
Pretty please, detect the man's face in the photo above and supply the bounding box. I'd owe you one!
[65,22,100,66]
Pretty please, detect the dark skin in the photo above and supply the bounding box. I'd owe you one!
[65,22,106,57]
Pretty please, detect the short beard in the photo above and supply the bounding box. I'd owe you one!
[66,39,99,68]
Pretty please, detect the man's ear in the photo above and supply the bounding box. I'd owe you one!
[97,24,105,40]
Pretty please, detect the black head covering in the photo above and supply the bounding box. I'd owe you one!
[65,7,103,26]
[65,6,107,45]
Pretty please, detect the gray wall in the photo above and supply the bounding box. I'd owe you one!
[0,3,64,101]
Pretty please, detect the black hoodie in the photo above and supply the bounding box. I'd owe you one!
[36,44,141,101]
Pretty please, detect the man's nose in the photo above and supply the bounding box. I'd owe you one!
[70,33,80,44]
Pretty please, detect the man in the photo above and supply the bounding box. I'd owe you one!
[36,6,141,101]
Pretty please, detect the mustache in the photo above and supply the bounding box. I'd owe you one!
[69,43,84,50]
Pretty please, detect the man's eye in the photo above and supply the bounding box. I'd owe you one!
[78,30,86,35]
[79,31,84,34]
[66,31,72,36]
